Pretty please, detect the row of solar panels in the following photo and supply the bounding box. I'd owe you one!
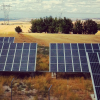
[0,37,100,99]
[87,52,100,100]
[0,37,100,72]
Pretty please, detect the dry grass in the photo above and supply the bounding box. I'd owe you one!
[96,31,100,35]
[0,74,93,100]
[0,21,100,46]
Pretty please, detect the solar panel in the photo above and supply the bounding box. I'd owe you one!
[87,52,100,100]
[49,43,100,72]
[0,37,15,43]
[0,43,37,72]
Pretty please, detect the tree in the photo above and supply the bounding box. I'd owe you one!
[15,26,22,33]
[73,20,83,34]
[97,24,100,30]
[84,19,98,34]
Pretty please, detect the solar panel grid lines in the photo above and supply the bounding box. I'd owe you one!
[0,43,37,72]
[56,43,58,72]
[3,42,11,71]
[10,43,17,71]
[26,43,31,72]
[87,52,100,100]
[77,43,82,72]
[0,37,15,43]
[34,43,37,72]
[19,43,24,71]
[63,43,66,72]
[50,43,100,73]
[70,43,74,72]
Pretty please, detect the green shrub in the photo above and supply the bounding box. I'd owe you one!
[15,26,22,33]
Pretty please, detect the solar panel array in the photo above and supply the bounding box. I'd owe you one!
[87,52,100,100]
[0,43,37,72]
[49,43,100,72]
[0,37,15,43]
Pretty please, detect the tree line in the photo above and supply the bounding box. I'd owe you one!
[30,16,98,34]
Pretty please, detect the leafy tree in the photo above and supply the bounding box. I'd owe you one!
[30,16,73,34]
[73,20,83,34]
[97,24,100,30]
[15,26,22,33]
[84,19,98,34]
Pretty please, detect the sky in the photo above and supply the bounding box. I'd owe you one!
[0,0,100,19]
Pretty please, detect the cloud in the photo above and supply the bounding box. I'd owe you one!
[0,0,100,19]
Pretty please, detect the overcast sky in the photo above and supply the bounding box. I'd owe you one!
[0,0,100,19]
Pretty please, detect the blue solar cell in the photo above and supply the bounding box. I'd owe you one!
[14,56,21,63]
[51,43,56,49]
[21,56,28,63]
[98,53,100,58]
[65,50,71,57]
[9,37,14,43]
[17,43,23,49]
[95,87,100,100]
[66,64,73,72]
[94,50,100,52]
[58,57,64,63]
[58,43,63,49]
[3,43,9,49]
[29,50,36,56]
[64,43,70,49]
[28,64,35,71]
[93,75,100,86]
[80,57,87,63]
[58,64,65,72]
[15,50,22,55]
[6,56,14,63]
[92,44,99,49]
[86,50,93,52]
[51,57,57,63]
[79,50,86,56]
[81,64,89,72]
[10,43,16,49]
[78,43,85,49]
[85,44,92,49]
[23,43,30,49]
[0,64,5,71]
[0,43,3,49]
[88,53,98,62]
[50,64,57,72]
[72,50,79,56]
[22,50,29,56]
[51,50,57,56]
[29,57,35,63]
[8,50,15,55]
[5,64,12,71]
[4,37,9,42]
[30,43,36,49]
[71,44,77,49]
[1,50,8,55]
[0,56,6,63]
[12,64,19,71]
[65,57,72,63]
[90,63,100,74]
[74,64,81,72]
[20,64,27,71]
[58,50,64,56]
[0,37,4,42]
[73,57,80,63]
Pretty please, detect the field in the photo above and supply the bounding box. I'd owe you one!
[0,21,100,100]
[0,21,100,46]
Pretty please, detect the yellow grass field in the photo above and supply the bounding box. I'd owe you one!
[0,21,100,46]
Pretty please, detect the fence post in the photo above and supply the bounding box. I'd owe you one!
[48,85,52,100]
